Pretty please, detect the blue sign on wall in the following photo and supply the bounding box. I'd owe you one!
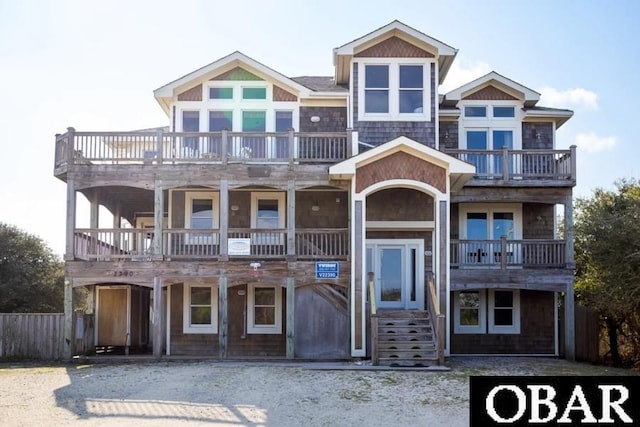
[315,262,339,279]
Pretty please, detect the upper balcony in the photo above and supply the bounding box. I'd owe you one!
[54,128,352,178]
[444,146,576,187]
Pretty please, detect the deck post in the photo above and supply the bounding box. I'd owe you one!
[564,191,576,361]
[286,277,295,359]
[502,147,509,180]
[288,128,295,163]
[570,145,577,182]
[156,129,164,163]
[221,129,228,165]
[63,277,75,359]
[89,191,99,256]
[219,276,228,359]
[152,276,163,358]
[287,181,296,259]
[65,179,76,261]
[153,181,164,259]
[219,179,229,260]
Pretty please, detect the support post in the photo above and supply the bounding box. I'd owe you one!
[353,200,364,355]
[570,145,577,182]
[219,179,229,260]
[153,181,163,259]
[63,277,74,359]
[286,277,295,359]
[500,235,507,270]
[65,179,76,261]
[89,191,99,256]
[287,181,295,259]
[502,147,509,180]
[221,129,228,165]
[152,276,163,358]
[438,201,447,316]
[218,277,228,359]
[564,191,576,361]
[113,205,121,249]
[156,128,164,163]
[288,128,295,163]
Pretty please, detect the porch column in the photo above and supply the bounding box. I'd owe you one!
[438,200,447,315]
[153,181,163,258]
[219,179,229,260]
[564,191,576,361]
[65,179,76,261]
[89,191,99,255]
[218,276,228,359]
[287,181,295,259]
[152,276,163,358]
[286,277,295,359]
[352,199,364,356]
[63,277,74,359]
[113,205,121,248]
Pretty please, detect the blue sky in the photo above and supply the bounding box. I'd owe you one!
[1,0,638,255]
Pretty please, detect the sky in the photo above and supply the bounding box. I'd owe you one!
[1,0,638,256]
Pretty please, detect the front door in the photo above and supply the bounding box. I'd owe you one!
[366,240,424,310]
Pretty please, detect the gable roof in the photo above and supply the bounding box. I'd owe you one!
[153,51,312,113]
[333,20,458,85]
[442,71,540,107]
[329,136,475,192]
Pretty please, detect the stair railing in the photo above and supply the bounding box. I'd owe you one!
[427,275,445,364]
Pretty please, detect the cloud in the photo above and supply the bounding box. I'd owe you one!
[539,87,598,111]
[440,58,491,93]
[574,132,617,153]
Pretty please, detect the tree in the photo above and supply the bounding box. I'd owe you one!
[0,223,64,312]
[574,179,640,367]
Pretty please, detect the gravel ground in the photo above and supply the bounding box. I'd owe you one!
[0,357,634,427]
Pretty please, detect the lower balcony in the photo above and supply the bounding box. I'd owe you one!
[450,239,567,269]
[72,228,349,261]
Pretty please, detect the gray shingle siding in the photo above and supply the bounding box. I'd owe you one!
[522,122,554,149]
[352,62,437,148]
[299,107,347,132]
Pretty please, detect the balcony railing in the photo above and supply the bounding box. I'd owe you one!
[450,239,566,268]
[444,147,576,182]
[55,128,351,167]
[73,228,349,260]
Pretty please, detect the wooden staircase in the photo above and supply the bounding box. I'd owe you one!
[373,310,438,367]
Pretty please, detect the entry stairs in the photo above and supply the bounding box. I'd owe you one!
[373,310,438,367]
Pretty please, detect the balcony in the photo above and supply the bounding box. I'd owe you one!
[450,239,567,269]
[72,228,349,261]
[54,128,351,172]
[444,146,576,186]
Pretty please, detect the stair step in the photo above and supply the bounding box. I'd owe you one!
[378,357,438,367]
[378,333,433,340]
[378,342,435,351]
[379,320,431,327]
[375,310,429,318]
[378,326,432,333]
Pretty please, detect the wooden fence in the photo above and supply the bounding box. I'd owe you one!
[0,314,65,360]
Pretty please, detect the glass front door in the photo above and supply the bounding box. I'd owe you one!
[366,240,424,310]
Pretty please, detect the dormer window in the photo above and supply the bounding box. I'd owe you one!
[358,60,432,121]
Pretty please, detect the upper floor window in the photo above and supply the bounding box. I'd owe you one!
[359,60,431,121]
[493,106,515,118]
[464,106,487,118]
[209,87,233,100]
[242,87,267,100]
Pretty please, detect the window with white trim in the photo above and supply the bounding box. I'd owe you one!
[489,289,520,334]
[247,284,282,334]
[185,192,220,244]
[183,283,218,333]
[251,192,285,245]
[358,60,432,121]
[453,290,486,334]
[453,289,521,335]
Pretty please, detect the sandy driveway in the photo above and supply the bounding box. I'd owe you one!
[0,358,633,427]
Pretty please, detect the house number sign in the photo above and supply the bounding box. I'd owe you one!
[107,270,135,277]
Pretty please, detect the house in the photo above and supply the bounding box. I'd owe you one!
[54,20,576,365]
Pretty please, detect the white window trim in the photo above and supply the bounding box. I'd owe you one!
[185,191,220,244]
[357,58,433,122]
[183,283,218,334]
[250,192,286,229]
[247,284,282,334]
[459,203,522,240]
[459,100,522,150]
[453,290,486,334]
[488,289,520,334]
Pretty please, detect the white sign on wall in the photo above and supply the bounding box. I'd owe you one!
[228,238,251,255]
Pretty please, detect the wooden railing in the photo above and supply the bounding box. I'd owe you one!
[295,229,349,259]
[450,238,566,268]
[426,274,445,365]
[444,146,576,182]
[55,128,351,166]
[73,227,349,260]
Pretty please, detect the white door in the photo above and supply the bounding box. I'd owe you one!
[366,240,424,310]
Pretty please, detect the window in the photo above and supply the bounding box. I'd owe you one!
[251,192,285,246]
[209,87,233,100]
[464,106,487,118]
[453,290,486,334]
[242,87,267,100]
[185,192,220,244]
[453,289,520,335]
[182,111,200,154]
[183,284,218,333]
[493,106,515,118]
[247,284,282,334]
[489,289,520,333]
[364,65,389,113]
[209,111,233,131]
[359,61,431,121]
